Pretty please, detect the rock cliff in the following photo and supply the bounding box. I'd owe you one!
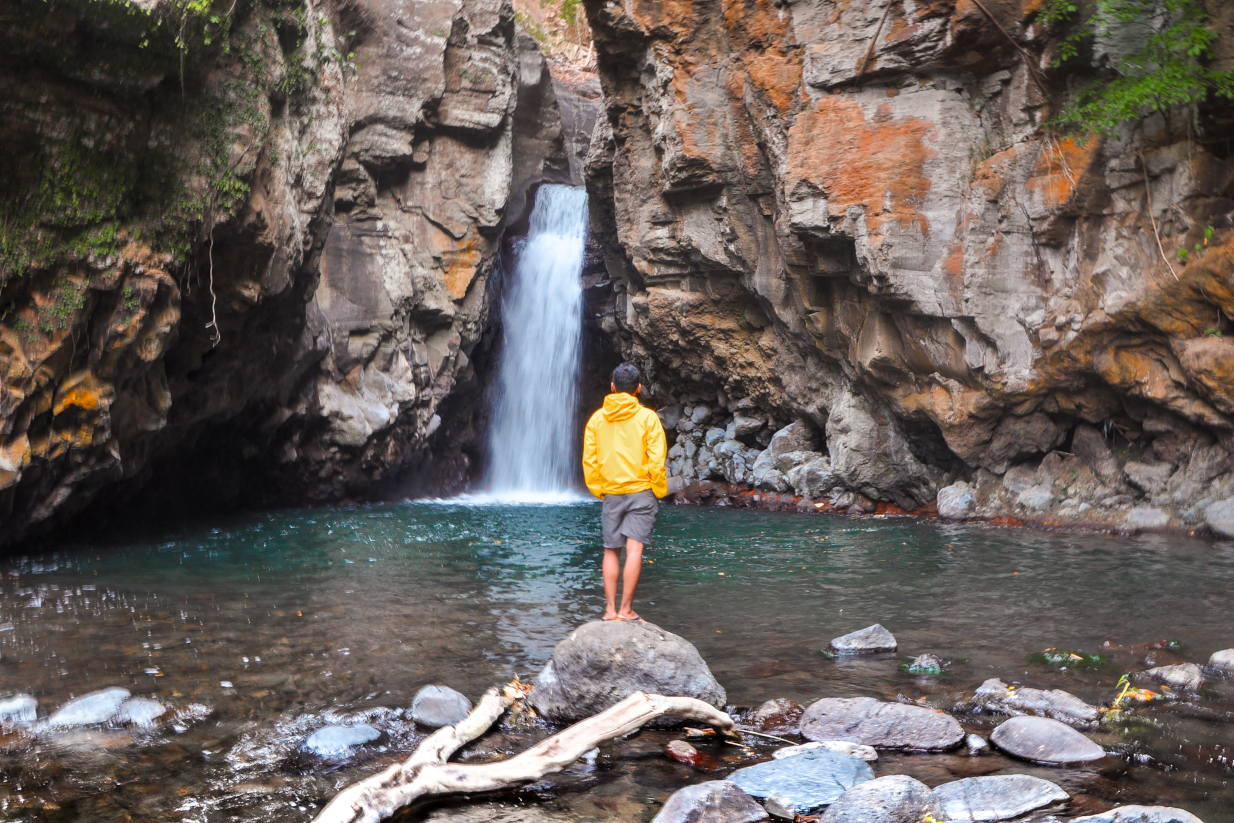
[0,0,577,547]
[581,0,1234,530]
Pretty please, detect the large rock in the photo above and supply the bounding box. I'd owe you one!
[1071,424,1125,487]
[937,483,977,520]
[1204,498,1234,538]
[302,724,382,758]
[651,781,769,823]
[411,685,474,728]
[46,687,131,728]
[768,421,819,460]
[973,678,1099,729]
[988,716,1105,764]
[1141,663,1205,691]
[1208,648,1234,671]
[800,697,964,751]
[1126,461,1175,496]
[819,775,939,823]
[1126,507,1171,530]
[829,625,897,654]
[529,621,726,722]
[743,698,804,735]
[932,775,1069,821]
[1071,807,1204,823]
[786,456,837,499]
[728,748,873,816]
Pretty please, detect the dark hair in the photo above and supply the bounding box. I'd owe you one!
[611,363,640,394]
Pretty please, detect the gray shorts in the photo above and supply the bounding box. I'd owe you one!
[602,490,659,549]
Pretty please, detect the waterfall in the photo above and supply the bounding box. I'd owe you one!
[485,184,588,501]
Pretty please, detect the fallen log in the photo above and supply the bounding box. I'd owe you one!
[312,683,738,823]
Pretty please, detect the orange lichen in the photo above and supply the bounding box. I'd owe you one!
[1025,136,1100,211]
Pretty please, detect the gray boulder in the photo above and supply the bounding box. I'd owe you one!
[1141,663,1205,691]
[973,678,1099,729]
[937,482,977,520]
[529,620,726,722]
[829,624,897,653]
[302,724,382,758]
[1017,486,1053,511]
[1071,806,1204,823]
[787,457,837,499]
[1126,507,1170,529]
[776,449,820,474]
[733,411,765,437]
[768,420,818,460]
[728,747,873,816]
[932,775,1068,821]
[1125,461,1174,496]
[819,775,939,823]
[46,687,131,728]
[1207,648,1234,671]
[705,427,727,448]
[1204,498,1234,538]
[411,685,474,728]
[115,697,166,728]
[0,694,37,724]
[988,716,1105,763]
[1072,424,1125,487]
[801,697,964,751]
[651,781,769,823]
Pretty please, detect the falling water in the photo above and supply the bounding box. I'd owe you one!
[486,184,587,500]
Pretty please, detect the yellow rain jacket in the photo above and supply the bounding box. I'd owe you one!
[582,393,668,499]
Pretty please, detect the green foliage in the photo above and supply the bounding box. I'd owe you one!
[1040,0,1234,135]
[559,0,581,28]
[1176,224,1216,261]
[515,10,549,47]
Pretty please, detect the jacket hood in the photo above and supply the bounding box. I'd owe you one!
[602,392,642,422]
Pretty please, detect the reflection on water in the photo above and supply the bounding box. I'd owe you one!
[0,503,1231,821]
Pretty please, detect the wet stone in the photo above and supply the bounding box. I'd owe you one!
[801,697,964,751]
[743,698,803,735]
[651,780,769,823]
[115,697,166,728]
[932,775,1068,821]
[0,694,37,724]
[937,483,977,520]
[829,624,896,654]
[965,734,989,754]
[1071,807,1204,823]
[1207,648,1234,671]
[728,748,874,815]
[818,775,939,823]
[988,716,1105,764]
[907,654,943,675]
[302,724,381,758]
[773,740,877,762]
[411,685,473,728]
[1126,507,1170,530]
[665,739,718,771]
[1204,498,1234,538]
[973,678,1099,729]
[1141,663,1205,691]
[46,687,131,728]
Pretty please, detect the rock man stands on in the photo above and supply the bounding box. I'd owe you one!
[582,364,668,622]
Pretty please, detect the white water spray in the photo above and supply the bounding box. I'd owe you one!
[485,185,588,501]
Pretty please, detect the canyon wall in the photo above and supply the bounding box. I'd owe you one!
[582,0,1234,530]
[0,0,575,546]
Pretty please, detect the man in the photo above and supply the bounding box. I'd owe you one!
[582,363,668,621]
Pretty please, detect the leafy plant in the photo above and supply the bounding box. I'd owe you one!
[1177,225,1216,261]
[1039,0,1234,135]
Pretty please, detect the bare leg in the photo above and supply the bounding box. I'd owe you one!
[602,548,620,619]
[617,538,644,620]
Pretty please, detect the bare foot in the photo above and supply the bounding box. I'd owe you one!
[602,610,619,621]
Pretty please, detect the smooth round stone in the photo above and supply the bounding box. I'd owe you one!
[829,624,897,653]
[973,678,1099,728]
[1203,498,1234,538]
[302,724,381,758]
[932,775,1069,821]
[0,694,38,724]
[46,687,131,728]
[937,483,977,520]
[1207,648,1234,671]
[728,747,874,814]
[819,775,938,823]
[1072,806,1204,823]
[651,780,769,823]
[773,740,877,763]
[411,685,473,728]
[989,716,1105,764]
[1142,663,1205,691]
[801,697,964,751]
[115,697,166,728]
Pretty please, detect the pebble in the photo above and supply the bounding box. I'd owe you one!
[965,734,989,754]
[46,687,131,728]
[410,684,473,728]
[829,624,897,653]
[302,724,381,758]
[0,694,38,725]
[989,716,1105,764]
[932,774,1068,821]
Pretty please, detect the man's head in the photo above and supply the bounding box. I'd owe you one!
[610,363,641,395]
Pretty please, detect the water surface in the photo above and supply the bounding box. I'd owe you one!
[0,503,1231,821]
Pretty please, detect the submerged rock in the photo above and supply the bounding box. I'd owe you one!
[774,740,878,762]
[115,697,166,728]
[818,775,939,823]
[829,624,897,653]
[1071,806,1204,823]
[907,654,944,675]
[46,687,131,728]
[973,678,1099,728]
[0,694,37,725]
[411,685,474,728]
[529,620,725,722]
[800,697,964,751]
[665,739,718,771]
[302,724,381,758]
[1207,648,1234,671]
[989,716,1105,764]
[965,734,989,754]
[937,483,977,520]
[728,748,873,816]
[1141,663,1205,691]
[932,775,1069,821]
[651,780,769,823]
[743,698,803,735]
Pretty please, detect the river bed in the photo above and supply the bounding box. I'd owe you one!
[0,502,1231,821]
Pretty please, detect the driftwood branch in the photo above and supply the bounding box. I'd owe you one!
[313,686,737,823]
